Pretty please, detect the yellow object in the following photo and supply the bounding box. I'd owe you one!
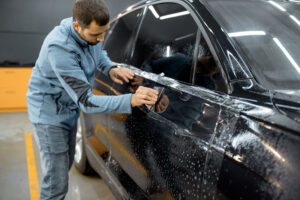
[25,132,40,200]
[0,67,32,112]
[87,136,108,156]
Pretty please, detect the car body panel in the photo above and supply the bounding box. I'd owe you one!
[80,0,300,199]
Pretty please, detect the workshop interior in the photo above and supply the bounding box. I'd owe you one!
[1,0,300,200]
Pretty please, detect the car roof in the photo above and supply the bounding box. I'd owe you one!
[202,0,300,30]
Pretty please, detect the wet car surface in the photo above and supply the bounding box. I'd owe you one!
[75,0,300,199]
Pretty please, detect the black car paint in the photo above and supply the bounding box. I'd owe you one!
[80,0,300,199]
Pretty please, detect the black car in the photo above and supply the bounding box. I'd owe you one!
[74,0,300,199]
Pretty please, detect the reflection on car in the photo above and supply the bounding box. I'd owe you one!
[74,0,300,199]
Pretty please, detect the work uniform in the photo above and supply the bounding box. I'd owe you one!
[26,17,132,199]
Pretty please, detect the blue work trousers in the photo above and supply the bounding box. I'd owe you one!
[33,124,77,200]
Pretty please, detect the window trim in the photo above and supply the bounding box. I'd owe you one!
[191,30,201,84]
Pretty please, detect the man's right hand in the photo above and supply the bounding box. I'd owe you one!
[131,86,159,107]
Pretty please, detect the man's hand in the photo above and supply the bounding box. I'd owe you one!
[109,67,134,85]
[128,75,144,92]
[131,86,159,107]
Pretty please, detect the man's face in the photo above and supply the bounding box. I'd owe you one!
[73,20,109,45]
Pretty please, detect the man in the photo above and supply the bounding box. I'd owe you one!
[26,0,158,199]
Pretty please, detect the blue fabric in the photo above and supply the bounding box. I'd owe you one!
[33,123,77,200]
[26,17,132,129]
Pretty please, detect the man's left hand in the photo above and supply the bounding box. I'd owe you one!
[109,67,134,85]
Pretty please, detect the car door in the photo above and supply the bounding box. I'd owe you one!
[83,8,143,158]
[106,2,234,199]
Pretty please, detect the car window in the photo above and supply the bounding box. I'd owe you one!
[205,1,300,90]
[193,35,227,93]
[103,9,142,64]
[130,3,198,84]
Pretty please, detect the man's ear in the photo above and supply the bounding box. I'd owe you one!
[73,21,80,32]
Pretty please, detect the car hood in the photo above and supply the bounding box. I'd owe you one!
[271,90,300,123]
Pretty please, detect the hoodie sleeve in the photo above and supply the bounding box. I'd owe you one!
[48,43,132,114]
[96,48,116,76]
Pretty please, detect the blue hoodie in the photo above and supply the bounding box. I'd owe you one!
[26,17,132,129]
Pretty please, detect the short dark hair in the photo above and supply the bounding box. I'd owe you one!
[73,0,110,28]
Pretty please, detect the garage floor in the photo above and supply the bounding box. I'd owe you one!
[0,112,115,200]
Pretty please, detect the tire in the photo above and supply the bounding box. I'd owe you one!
[74,118,93,175]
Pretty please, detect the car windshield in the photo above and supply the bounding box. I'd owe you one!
[206,0,300,90]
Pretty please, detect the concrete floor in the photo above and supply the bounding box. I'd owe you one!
[0,112,115,200]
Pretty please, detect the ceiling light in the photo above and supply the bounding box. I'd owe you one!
[273,37,300,74]
[268,1,286,12]
[160,11,190,20]
[290,15,300,26]
[228,31,266,37]
[149,6,159,18]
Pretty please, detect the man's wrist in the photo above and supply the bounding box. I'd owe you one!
[109,65,117,73]
[108,66,117,79]
[130,93,136,107]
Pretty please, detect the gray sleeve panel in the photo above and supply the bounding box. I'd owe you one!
[61,75,98,108]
